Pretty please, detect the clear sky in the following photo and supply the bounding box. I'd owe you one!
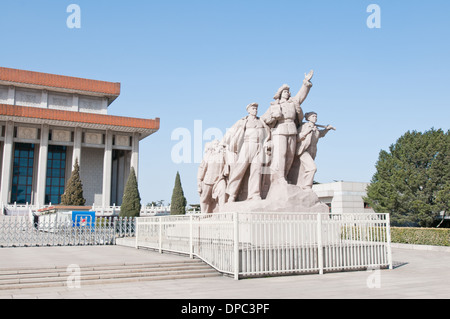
[1,0,449,206]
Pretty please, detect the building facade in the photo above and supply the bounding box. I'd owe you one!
[0,67,159,212]
[312,181,375,214]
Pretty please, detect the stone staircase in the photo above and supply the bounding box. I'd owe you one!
[0,260,221,290]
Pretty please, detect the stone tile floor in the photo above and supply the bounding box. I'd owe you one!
[0,245,449,299]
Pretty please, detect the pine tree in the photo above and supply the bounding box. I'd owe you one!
[170,171,187,215]
[436,184,450,227]
[120,167,142,217]
[61,158,86,206]
[365,128,449,227]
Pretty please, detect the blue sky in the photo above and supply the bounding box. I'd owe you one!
[1,1,449,206]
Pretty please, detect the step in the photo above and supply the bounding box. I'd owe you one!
[0,259,204,274]
[0,261,221,290]
[0,260,206,277]
[0,264,216,284]
[0,267,218,286]
[0,271,220,290]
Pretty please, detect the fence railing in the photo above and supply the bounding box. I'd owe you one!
[0,216,136,248]
[136,212,392,280]
[1,202,200,217]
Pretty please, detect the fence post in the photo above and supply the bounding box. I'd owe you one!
[234,212,240,281]
[159,217,163,254]
[135,217,139,249]
[385,213,393,270]
[113,217,117,245]
[189,215,193,259]
[317,213,324,275]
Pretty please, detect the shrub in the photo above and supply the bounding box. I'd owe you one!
[390,227,450,246]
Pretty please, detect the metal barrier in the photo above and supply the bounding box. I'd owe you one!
[136,212,392,280]
[0,216,135,248]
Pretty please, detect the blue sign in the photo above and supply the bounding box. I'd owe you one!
[72,211,96,228]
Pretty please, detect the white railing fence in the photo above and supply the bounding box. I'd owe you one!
[0,216,136,248]
[1,202,199,217]
[136,212,393,280]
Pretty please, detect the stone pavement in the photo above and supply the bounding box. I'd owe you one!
[0,245,449,299]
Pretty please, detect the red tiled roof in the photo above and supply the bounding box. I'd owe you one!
[0,67,120,96]
[0,104,160,131]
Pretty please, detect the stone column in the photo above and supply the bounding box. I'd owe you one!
[7,86,15,105]
[1,121,14,207]
[72,127,82,169]
[36,124,49,207]
[71,94,79,112]
[131,132,140,179]
[41,90,48,108]
[102,130,113,208]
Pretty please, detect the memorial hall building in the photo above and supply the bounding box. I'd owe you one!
[0,67,159,212]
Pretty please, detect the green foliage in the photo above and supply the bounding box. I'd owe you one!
[366,129,449,227]
[120,167,141,217]
[147,200,165,207]
[61,158,86,206]
[170,171,187,215]
[391,227,450,246]
[436,184,450,213]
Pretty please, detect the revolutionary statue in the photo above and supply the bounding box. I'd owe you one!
[224,103,271,203]
[260,70,314,184]
[197,70,335,213]
[296,112,336,190]
[197,140,226,213]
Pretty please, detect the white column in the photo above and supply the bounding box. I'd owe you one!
[1,122,14,206]
[101,98,108,115]
[7,86,15,105]
[40,90,48,108]
[131,132,140,179]
[72,94,79,112]
[36,124,49,207]
[102,130,113,208]
[72,127,82,169]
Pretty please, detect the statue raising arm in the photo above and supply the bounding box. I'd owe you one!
[293,70,314,107]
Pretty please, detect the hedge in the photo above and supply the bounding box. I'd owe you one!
[390,227,450,247]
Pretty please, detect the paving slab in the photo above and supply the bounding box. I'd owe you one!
[0,245,189,269]
[0,245,449,299]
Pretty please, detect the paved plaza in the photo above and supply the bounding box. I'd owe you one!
[0,244,449,299]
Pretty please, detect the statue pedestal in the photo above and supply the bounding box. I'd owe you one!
[219,181,329,213]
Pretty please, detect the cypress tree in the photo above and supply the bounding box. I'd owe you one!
[61,158,86,206]
[120,167,142,217]
[170,171,187,215]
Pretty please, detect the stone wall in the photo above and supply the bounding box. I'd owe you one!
[80,147,104,206]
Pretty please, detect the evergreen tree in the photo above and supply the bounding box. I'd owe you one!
[61,158,86,206]
[170,171,187,215]
[120,167,141,217]
[365,128,449,227]
[435,184,450,227]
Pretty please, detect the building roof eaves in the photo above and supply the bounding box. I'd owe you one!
[0,67,121,97]
[0,104,160,134]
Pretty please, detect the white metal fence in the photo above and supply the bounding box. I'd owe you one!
[136,212,392,280]
[1,202,199,217]
[0,216,135,248]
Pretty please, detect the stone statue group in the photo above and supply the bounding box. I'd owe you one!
[197,70,335,213]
